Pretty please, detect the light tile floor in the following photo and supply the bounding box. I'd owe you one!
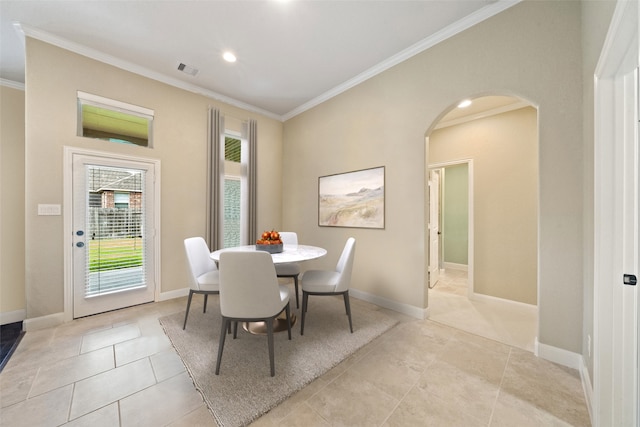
[428,269,538,352]
[0,283,589,426]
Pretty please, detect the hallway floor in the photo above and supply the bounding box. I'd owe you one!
[428,268,538,352]
[0,288,589,426]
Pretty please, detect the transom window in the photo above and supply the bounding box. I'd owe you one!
[77,91,154,148]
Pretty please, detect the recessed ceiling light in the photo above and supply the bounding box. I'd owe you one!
[223,52,237,63]
[457,99,472,108]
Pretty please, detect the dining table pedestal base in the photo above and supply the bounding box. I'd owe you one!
[243,313,297,335]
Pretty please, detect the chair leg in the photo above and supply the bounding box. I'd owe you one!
[267,318,275,377]
[203,293,208,313]
[233,321,239,339]
[285,303,292,340]
[215,317,229,375]
[293,275,299,308]
[300,292,309,336]
[183,290,194,330]
[343,291,353,333]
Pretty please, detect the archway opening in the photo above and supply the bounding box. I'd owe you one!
[425,95,539,352]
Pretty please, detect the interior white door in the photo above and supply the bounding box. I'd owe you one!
[428,169,441,288]
[619,67,639,427]
[72,153,157,318]
[593,2,638,423]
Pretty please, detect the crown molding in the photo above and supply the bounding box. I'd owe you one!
[0,78,25,91]
[16,23,282,122]
[13,0,521,123]
[281,0,522,121]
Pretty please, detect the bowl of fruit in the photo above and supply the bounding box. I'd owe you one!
[256,230,283,253]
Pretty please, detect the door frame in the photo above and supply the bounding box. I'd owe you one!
[428,159,474,297]
[593,0,638,424]
[63,146,161,322]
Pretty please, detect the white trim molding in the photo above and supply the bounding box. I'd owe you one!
[0,309,26,325]
[63,146,162,321]
[282,0,522,121]
[23,312,65,332]
[13,2,521,122]
[535,338,582,370]
[580,357,594,426]
[0,78,25,91]
[16,23,280,121]
[592,1,639,425]
[350,288,428,320]
[443,262,468,272]
[159,288,189,302]
[428,159,475,298]
[470,291,538,312]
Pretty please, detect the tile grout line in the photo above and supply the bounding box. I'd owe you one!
[24,365,41,401]
[487,346,512,426]
[67,381,76,424]
[65,343,117,423]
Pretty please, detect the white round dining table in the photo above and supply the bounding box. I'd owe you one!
[210,244,327,264]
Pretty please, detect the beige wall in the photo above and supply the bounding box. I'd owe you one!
[284,1,583,352]
[430,107,538,305]
[0,85,26,318]
[23,38,283,319]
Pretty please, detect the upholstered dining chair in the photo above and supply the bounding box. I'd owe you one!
[274,231,301,308]
[300,237,356,335]
[182,237,220,330]
[215,251,292,377]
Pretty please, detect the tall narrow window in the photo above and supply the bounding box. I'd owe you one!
[208,110,256,249]
[77,91,154,147]
[223,135,246,247]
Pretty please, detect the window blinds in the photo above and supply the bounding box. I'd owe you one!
[84,165,147,297]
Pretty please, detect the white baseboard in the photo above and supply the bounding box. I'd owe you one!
[443,262,468,271]
[350,288,428,320]
[23,312,65,332]
[535,337,582,370]
[20,289,187,332]
[0,309,26,325]
[470,291,538,313]
[159,287,189,301]
[580,356,594,425]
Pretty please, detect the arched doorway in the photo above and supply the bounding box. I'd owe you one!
[425,95,539,352]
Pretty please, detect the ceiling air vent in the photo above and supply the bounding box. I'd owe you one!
[177,62,199,77]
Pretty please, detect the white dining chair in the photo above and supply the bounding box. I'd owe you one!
[300,237,356,335]
[274,231,301,308]
[183,237,220,330]
[215,251,292,377]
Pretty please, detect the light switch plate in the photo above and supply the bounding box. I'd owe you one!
[38,204,61,216]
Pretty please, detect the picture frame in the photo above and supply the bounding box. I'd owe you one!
[318,166,385,229]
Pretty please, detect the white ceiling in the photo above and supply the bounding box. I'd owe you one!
[0,0,519,121]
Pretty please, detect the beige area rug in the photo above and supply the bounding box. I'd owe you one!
[160,295,398,427]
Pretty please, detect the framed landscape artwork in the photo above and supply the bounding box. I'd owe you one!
[318,166,385,229]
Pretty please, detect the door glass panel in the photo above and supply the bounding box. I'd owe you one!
[85,165,146,297]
